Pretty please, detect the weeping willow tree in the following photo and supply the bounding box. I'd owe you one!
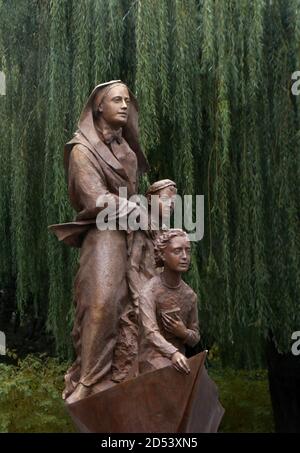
[0,0,299,370]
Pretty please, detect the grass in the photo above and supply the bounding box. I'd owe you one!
[209,362,274,432]
[0,353,75,432]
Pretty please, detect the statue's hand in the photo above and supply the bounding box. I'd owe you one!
[162,313,188,340]
[171,351,190,374]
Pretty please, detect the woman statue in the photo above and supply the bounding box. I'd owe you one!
[50,81,148,403]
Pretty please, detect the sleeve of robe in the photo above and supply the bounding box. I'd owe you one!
[139,285,178,359]
[68,144,139,222]
[126,231,146,308]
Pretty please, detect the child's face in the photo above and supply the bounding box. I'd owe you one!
[162,235,191,272]
[149,186,177,220]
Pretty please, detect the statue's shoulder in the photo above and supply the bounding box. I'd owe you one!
[66,145,91,169]
[71,143,90,156]
[181,280,197,303]
[66,132,93,154]
[69,142,99,167]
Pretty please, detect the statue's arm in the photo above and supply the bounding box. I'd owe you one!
[139,288,178,358]
[183,294,200,347]
[68,145,138,221]
[127,232,145,308]
[68,145,108,213]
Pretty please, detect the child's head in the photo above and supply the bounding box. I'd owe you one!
[154,229,191,272]
[146,179,177,221]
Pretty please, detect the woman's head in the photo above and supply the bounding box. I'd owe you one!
[93,83,131,128]
[154,229,191,272]
[67,80,149,174]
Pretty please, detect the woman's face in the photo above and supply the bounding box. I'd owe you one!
[99,85,131,128]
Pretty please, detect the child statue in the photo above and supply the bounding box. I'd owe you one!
[138,229,200,375]
[111,179,177,382]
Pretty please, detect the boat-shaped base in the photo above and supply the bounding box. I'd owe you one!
[66,351,224,433]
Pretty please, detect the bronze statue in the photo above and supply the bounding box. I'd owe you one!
[50,81,148,403]
[111,179,177,382]
[138,229,200,375]
[49,82,224,433]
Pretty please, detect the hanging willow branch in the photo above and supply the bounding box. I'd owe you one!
[0,0,299,365]
[44,0,74,357]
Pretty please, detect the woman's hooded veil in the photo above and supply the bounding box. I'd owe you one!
[64,80,149,177]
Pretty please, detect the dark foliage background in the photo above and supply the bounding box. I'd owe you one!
[0,0,299,371]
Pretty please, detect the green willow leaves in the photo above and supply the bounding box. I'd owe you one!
[0,0,299,366]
